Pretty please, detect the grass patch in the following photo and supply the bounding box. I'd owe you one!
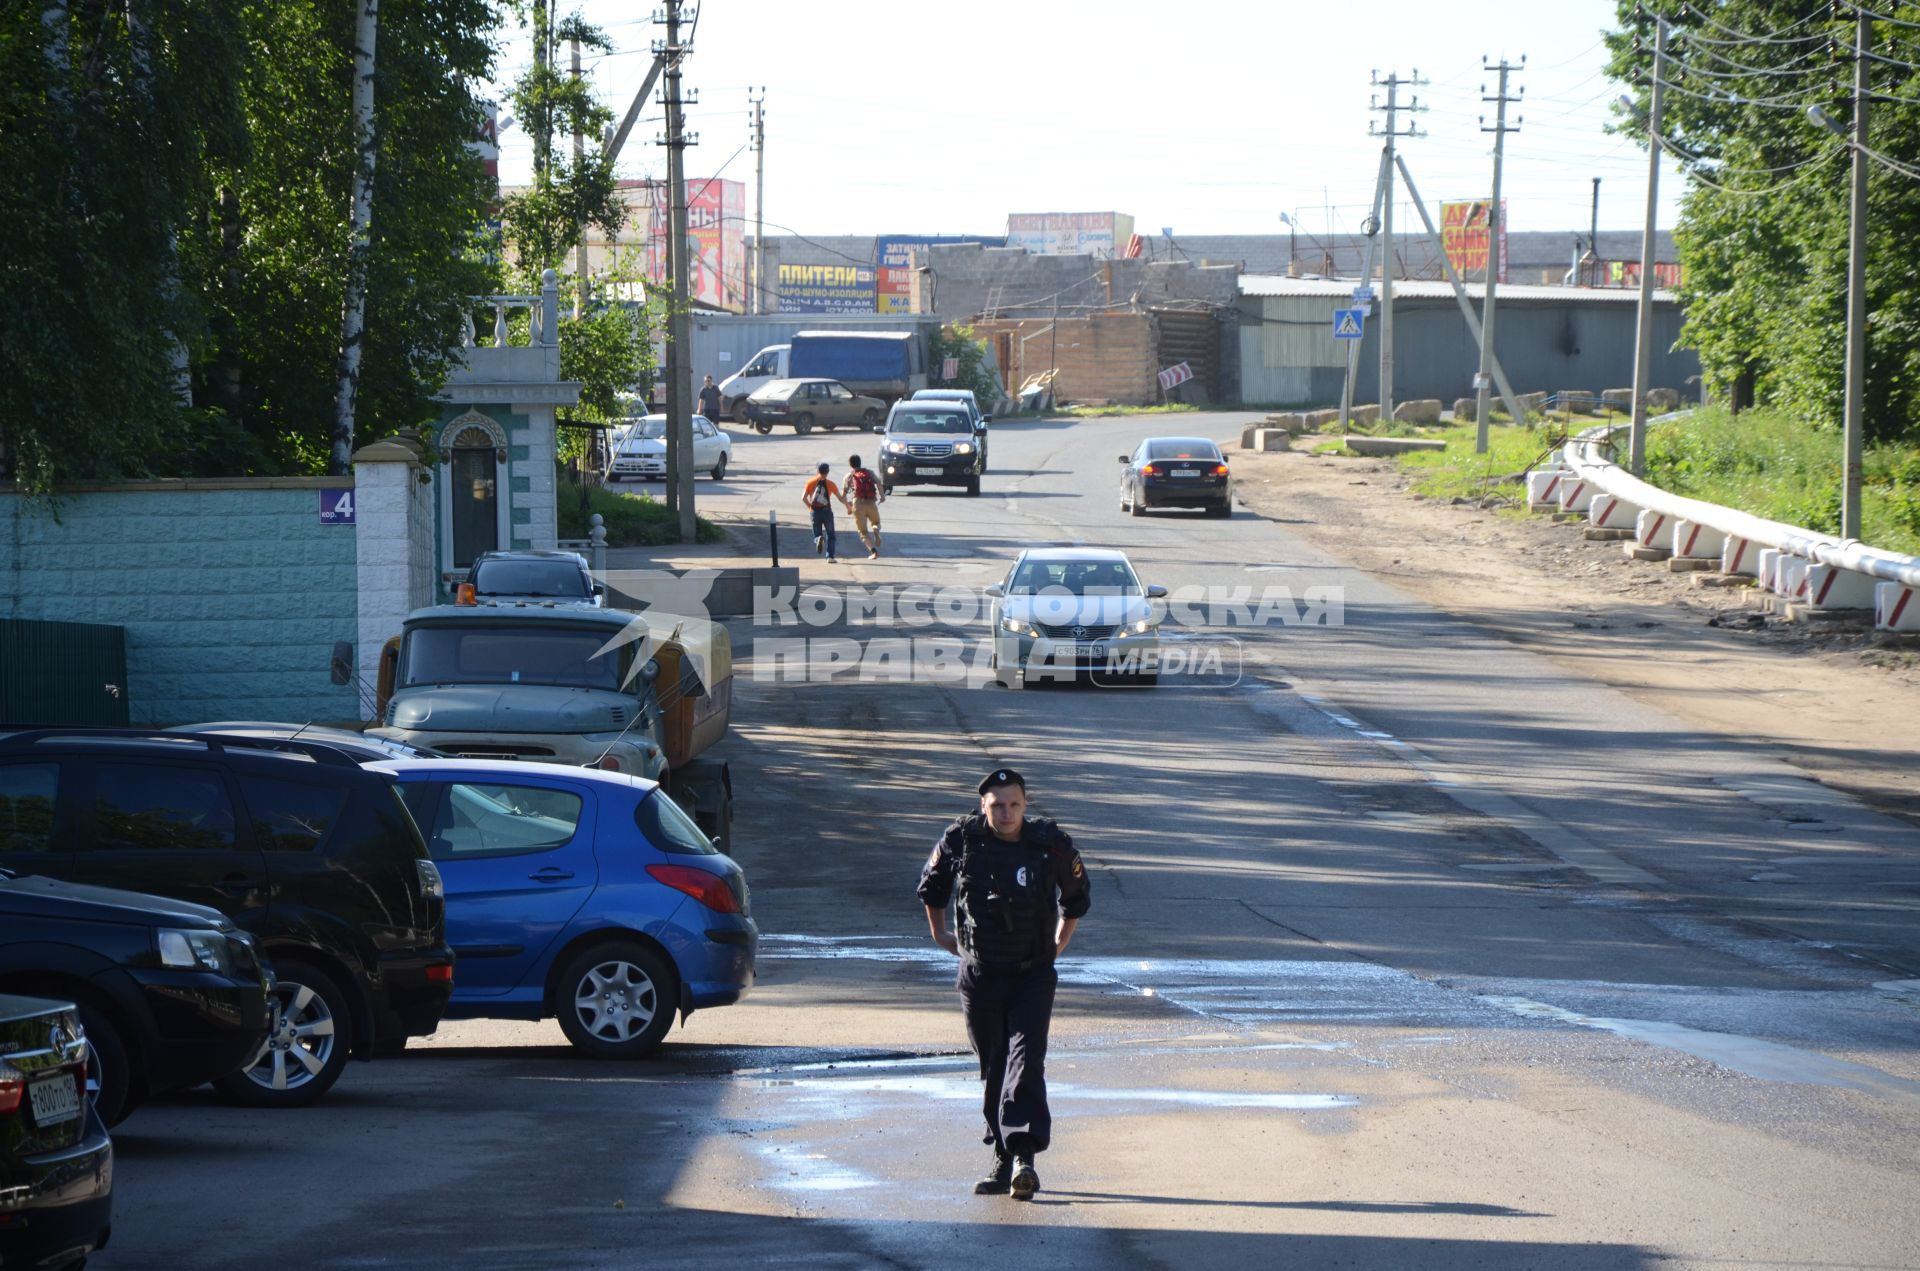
[1057,402,1201,418]
[1644,407,1920,554]
[557,481,724,547]
[1393,421,1566,501]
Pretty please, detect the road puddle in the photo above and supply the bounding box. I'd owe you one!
[753,1071,1358,1112]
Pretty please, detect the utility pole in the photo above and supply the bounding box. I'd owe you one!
[1588,177,1601,283]
[571,34,586,318]
[658,0,698,539]
[1473,55,1522,453]
[1841,8,1870,539]
[1370,70,1425,423]
[1629,15,1668,477]
[749,87,766,315]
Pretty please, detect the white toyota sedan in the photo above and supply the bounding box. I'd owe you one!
[985,548,1167,686]
[606,414,732,482]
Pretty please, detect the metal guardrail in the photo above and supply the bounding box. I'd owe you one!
[1561,423,1920,589]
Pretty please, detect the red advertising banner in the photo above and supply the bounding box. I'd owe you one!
[1440,200,1507,283]
[636,178,746,310]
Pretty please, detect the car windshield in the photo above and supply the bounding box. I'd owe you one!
[1006,559,1142,596]
[619,420,668,442]
[1145,440,1221,461]
[890,410,971,434]
[401,625,627,690]
[470,561,589,597]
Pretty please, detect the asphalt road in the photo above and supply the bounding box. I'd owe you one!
[110,412,1920,1270]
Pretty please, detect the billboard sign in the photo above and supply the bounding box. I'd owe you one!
[1440,200,1508,283]
[634,178,747,310]
[776,263,876,313]
[871,234,1003,313]
[1006,212,1137,259]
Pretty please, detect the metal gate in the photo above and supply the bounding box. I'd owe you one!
[0,618,130,725]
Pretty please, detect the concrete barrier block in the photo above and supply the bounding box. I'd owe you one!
[1674,520,1726,560]
[1557,475,1595,513]
[1350,404,1380,425]
[1601,388,1634,412]
[1255,429,1292,452]
[1342,434,1447,456]
[1453,397,1477,421]
[1392,399,1443,424]
[1525,470,1565,509]
[1556,391,1596,414]
[1588,493,1639,529]
[1721,535,1758,576]
[1802,564,1877,610]
[1307,409,1339,430]
[1634,508,1675,550]
[1517,392,1548,416]
[1876,582,1920,631]
[1647,387,1681,412]
[1780,557,1810,600]
[1240,422,1262,449]
[1757,549,1782,593]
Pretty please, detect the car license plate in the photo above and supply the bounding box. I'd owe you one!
[28,1072,79,1127]
[1073,644,1103,658]
[915,466,944,476]
[1169,468,1200,478]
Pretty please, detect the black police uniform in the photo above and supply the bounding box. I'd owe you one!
[917,802,1091,1161]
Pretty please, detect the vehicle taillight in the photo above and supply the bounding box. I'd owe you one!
[1141,463,1158,476]
[426,964,454,984]
[646,864,741,913]
[0,1061,21,1115]
[594,755,623,772]
[416,859,444,900]
[1214,463,1230,475]
[455,582,477,605]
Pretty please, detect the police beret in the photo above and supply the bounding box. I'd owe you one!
[978,768,1025,795]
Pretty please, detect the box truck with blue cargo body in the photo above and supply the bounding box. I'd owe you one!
[787,331,927,405]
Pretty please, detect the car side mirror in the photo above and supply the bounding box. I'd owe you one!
[984,583,1004,598]
[1146,584,1168,599]
[1117,455,1130,463]
[981,415,992,424]
[592,583,605,596]
[329,641,355,686]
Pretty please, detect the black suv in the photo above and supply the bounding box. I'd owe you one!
[0,869,273,1124]
[0,730,454,1108]
[878,401,984,496]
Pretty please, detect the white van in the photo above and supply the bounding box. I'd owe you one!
[716,344,789,420]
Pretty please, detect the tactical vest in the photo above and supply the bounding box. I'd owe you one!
[955,819,1052,973]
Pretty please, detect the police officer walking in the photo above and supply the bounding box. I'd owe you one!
[918,768,1091,1200]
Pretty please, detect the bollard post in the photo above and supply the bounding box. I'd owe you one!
[769,509,779,569]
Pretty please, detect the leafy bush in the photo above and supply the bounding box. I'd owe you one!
[557,480,722,547]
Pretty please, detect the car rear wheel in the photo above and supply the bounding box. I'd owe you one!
[753,421,772,435]
[710,453,728,481]
[75,1002,134,1127]
[1208,498,1231,517]
[793,413,814,435]
[214,960,352,1108]
[966,475,980,496]
[864,408,881,430]
[556,941,676,1058]
[1129,484,1146,517]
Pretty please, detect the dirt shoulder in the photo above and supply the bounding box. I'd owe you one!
[1230,447,1920,820]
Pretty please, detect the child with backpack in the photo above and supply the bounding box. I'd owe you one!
[803,461,850,562]
[846,454,885,559]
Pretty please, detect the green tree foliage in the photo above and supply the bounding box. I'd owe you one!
[930,324,1002,411]
[0,0,249,490]
[0,0,502,489]
[1606,2,1920,443]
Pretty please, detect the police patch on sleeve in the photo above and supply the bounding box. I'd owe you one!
[1071,856,1084,877]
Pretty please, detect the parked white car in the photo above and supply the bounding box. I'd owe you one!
[606,414,732,482]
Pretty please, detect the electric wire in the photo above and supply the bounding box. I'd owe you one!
[1677,2,1830,46]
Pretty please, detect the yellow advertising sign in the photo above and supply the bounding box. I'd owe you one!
[1441,200,1507,282]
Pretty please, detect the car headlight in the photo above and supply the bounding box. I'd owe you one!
[954,442,974,455]
[1000,616,1039,637]
[1128,615,1158,635]
[157,928,231,973]
[885,441,907,454]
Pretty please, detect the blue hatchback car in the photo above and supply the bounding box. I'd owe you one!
[369,760,755,1057]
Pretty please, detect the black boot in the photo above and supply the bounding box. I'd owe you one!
[973,1149,1012,1195]
[1010,1155,1039,1201]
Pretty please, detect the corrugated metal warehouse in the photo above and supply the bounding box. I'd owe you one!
[1238,277,1700,408]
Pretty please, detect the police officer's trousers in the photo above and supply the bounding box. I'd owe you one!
[958,961,1057,1156]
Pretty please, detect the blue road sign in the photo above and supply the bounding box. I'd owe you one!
[1333,308,1366,340]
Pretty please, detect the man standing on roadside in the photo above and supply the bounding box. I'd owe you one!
[802,461,848,563]
[917,769,1090,1201]
[845,453,884,559]
[698,374,723,421]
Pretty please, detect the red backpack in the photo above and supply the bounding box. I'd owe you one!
[847,467,879,500]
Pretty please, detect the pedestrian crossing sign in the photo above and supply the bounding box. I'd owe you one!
[1333,308,1366,340]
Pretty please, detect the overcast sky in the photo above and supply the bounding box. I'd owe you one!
[481,0,1687,243]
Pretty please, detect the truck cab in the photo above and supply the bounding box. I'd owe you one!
[717,344,789,420]
[368,606,735,846]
